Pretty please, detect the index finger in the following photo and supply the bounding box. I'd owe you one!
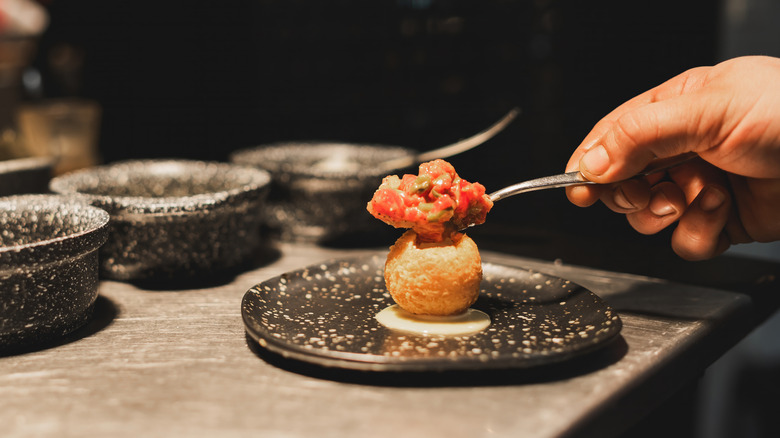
[565,67,712,207]
[566,65,710,174]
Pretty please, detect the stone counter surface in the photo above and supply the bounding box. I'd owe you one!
[0,243,759,438]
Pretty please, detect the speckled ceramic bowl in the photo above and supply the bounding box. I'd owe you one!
[230,142,414,244]
[0,156,55,196]
[49,160,272,281]
[0,194,109,349]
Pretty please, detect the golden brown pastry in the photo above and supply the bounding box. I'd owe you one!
[383,229,482,316]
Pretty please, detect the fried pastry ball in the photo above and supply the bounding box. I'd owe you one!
[384,229,482,316]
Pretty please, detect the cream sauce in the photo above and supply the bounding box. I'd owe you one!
[375,304,490,336]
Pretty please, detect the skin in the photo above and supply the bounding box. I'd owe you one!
[565,56,780,261]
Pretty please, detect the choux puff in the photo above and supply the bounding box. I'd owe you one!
[384,229,482,316]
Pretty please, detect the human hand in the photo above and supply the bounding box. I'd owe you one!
[565,56,780,260]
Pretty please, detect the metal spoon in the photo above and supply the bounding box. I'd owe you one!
[378,107,520,172]
[488,152,699,202]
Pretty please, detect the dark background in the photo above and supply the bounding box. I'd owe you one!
[29,0,721,240]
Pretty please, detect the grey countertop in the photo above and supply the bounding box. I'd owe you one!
[0,241,768,438]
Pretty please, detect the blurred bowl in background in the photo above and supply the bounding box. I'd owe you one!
[0,194,109,350]
[0,155,54,196]
[49,159,271,281]
[230,141,414,244]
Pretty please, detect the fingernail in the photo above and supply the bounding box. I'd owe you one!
[580,145,610,176]
[699,186,726,212]
[649,191,676,217]
[612,186,636,210]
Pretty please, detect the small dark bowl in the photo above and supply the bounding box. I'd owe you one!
[230,142,414,244]
[0,156,55,196]
[49,160,272,281]
[0,194,109,349]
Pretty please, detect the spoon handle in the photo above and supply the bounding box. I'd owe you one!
[489,172,588,202]
[489,152,699,202]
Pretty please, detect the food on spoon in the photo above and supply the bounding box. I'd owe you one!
[366,159,493,242]
[367,159,491,318]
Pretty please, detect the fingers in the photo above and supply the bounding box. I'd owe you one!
[599,178,651,213]
[671,185,732,260]
[565,163,669,208]
[655,160,734,260]
[565,179,651,210]
[602,160,737,260]
[620,181,732,261]
[727,175,780,242]
[565,184,604,208]
[578,92,717,183]
[564,66,710,173]
[626,182,686,234]
[564,66,712,206]
[570,178,736,260]
[566,90,724,208]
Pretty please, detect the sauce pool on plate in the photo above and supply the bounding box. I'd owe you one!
[376,304,491,336]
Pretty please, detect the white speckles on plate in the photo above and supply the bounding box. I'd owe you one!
[242,253,622,372]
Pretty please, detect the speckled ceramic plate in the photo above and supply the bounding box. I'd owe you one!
[242,254,622,372]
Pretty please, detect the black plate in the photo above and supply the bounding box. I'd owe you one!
[242,254,622,372]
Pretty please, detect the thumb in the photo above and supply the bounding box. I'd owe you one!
[578,93,715,183]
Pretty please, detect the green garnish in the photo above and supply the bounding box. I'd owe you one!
[408,174,432,194]
[426,206,453,222]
